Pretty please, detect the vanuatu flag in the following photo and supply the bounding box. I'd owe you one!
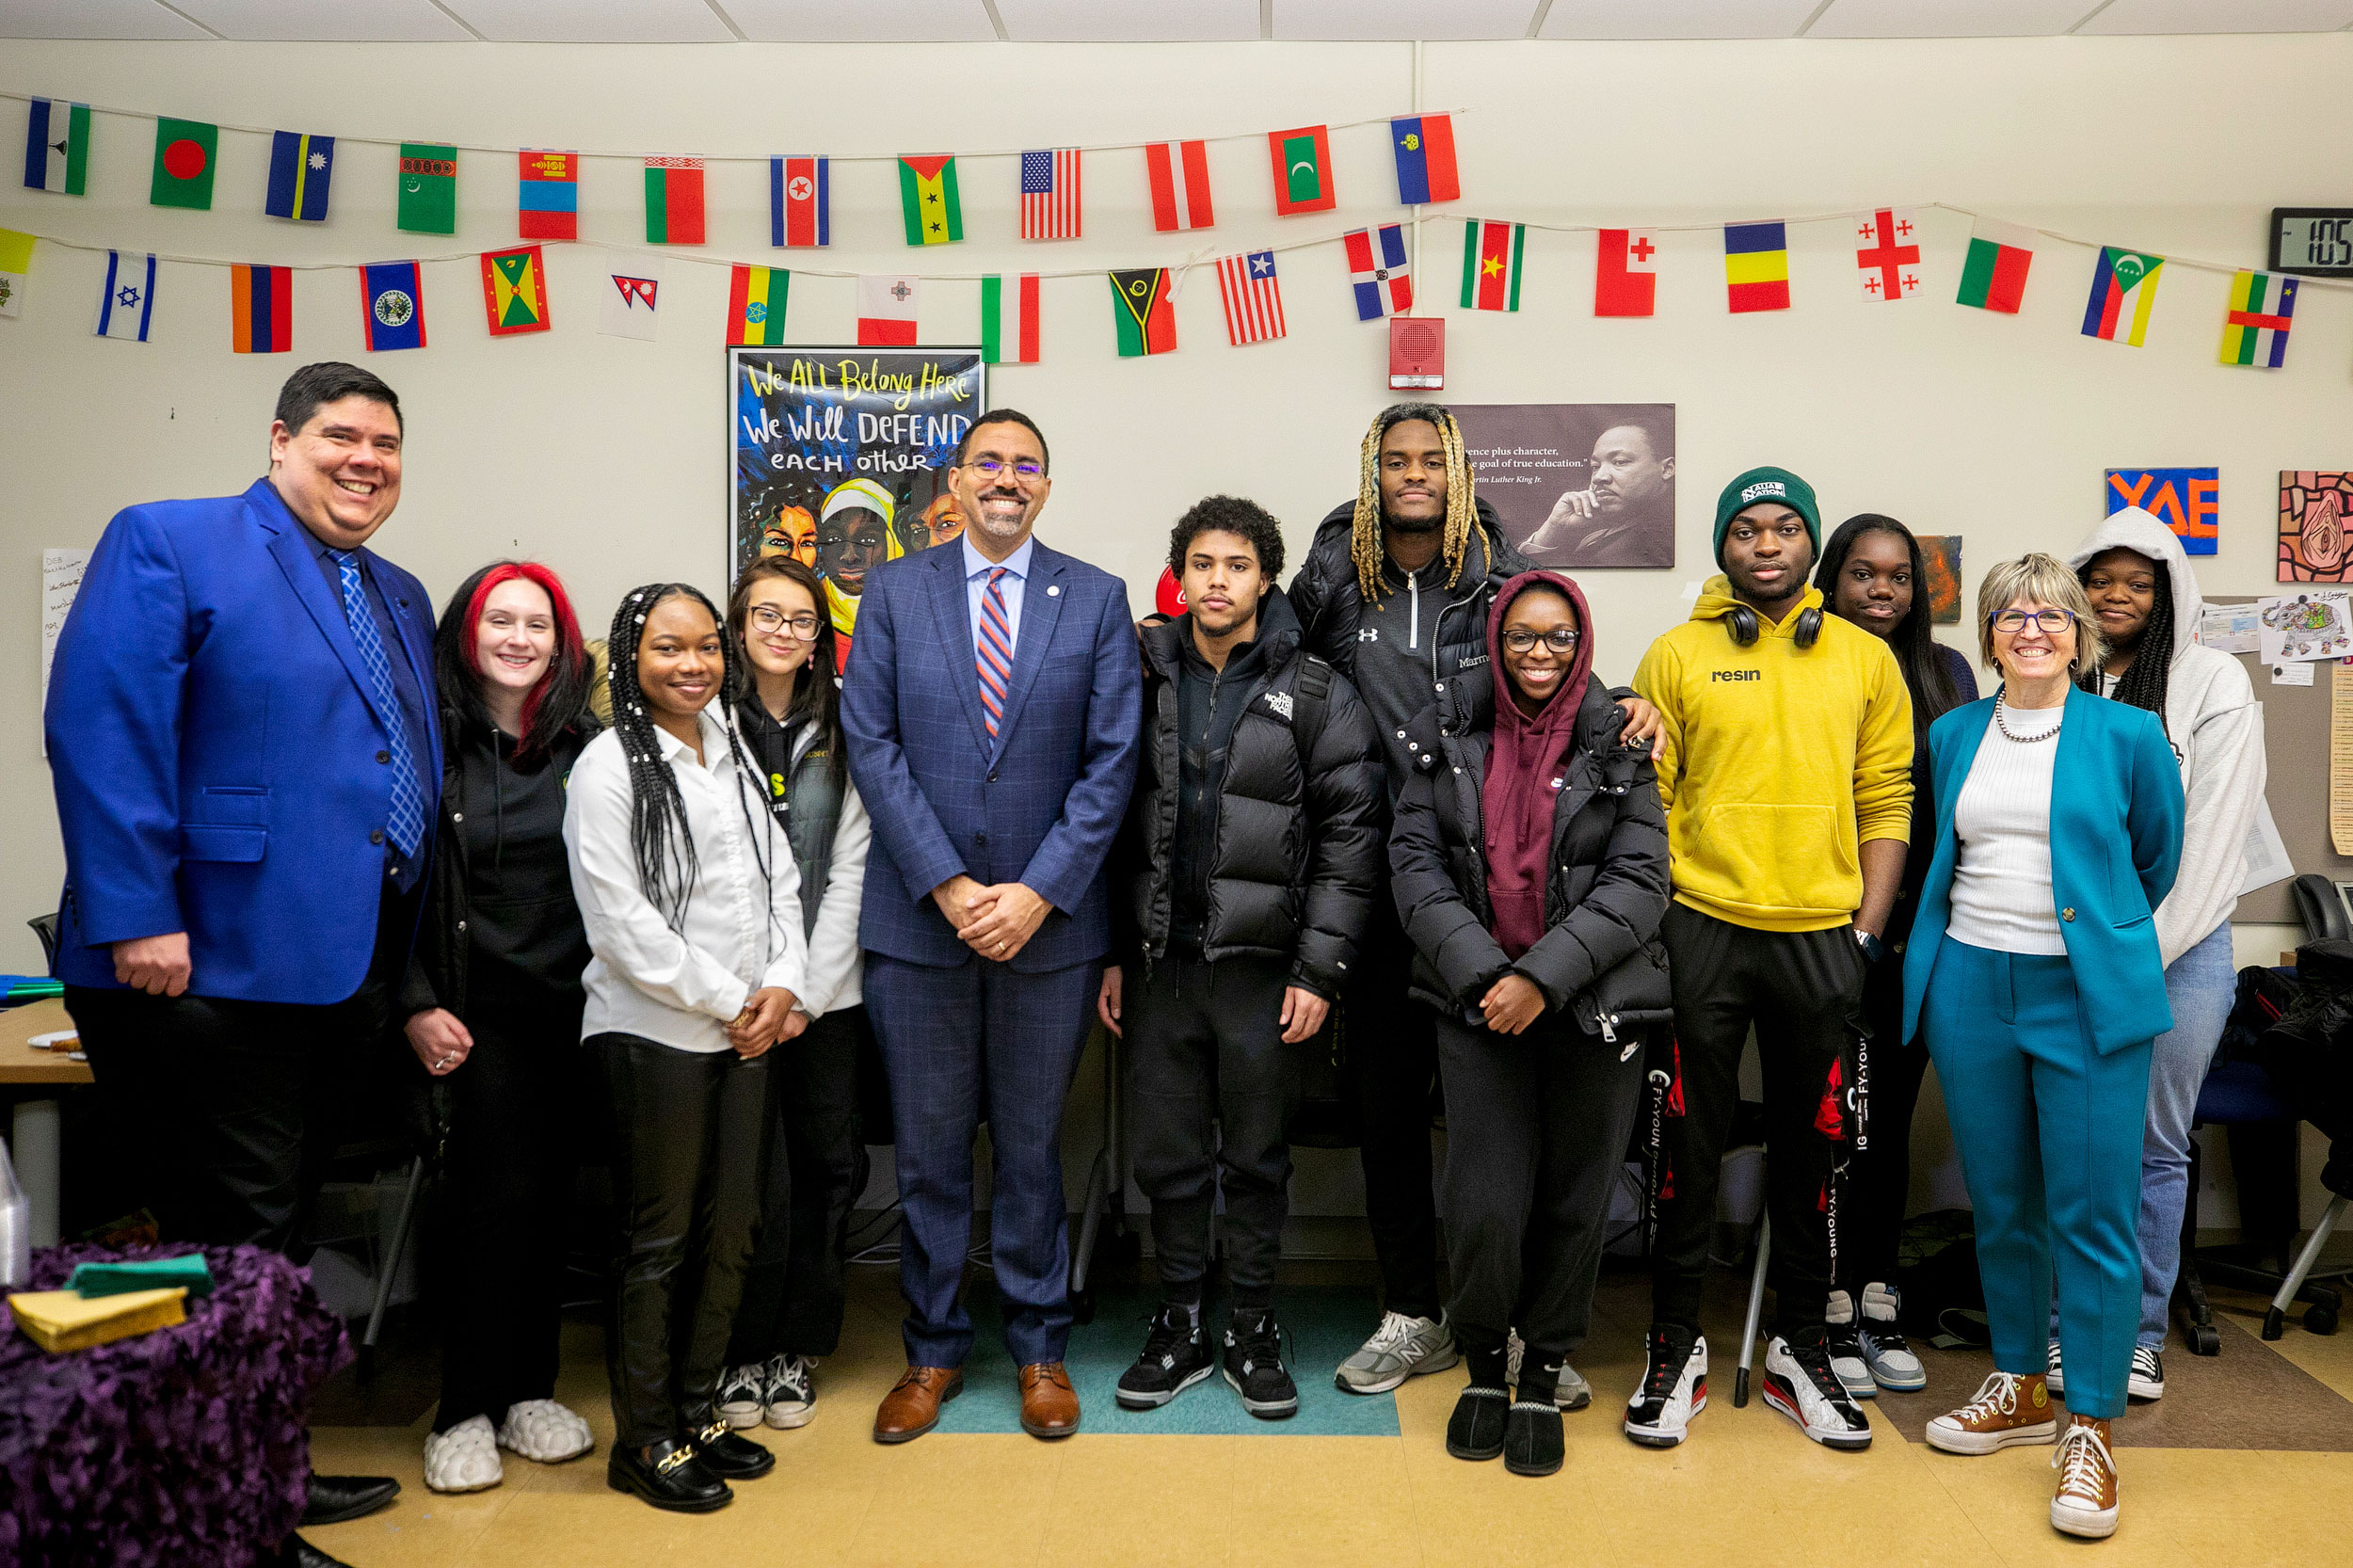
[480,246,549,337]
[151,118,216,209]
[645,158,706,245]
[2219,269,2296,369]
[265,132,335,222]
[899,155,963,246]
[1460,219,1524,312]
[1110,267,1175,357]
[398,143,458,234]
[727,264,790,346]
[1267,124,1335,216]
[230,264,292,353]
[1723,221,1789,312]
[2081,246,2163,346]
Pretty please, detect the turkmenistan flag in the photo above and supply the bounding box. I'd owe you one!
[727,264,790,346]
[151,118,216,210]
[899,155,962,246]
[397,143,458,235]
[1110,267,1175,357]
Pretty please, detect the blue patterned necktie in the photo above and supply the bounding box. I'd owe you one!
[328,549,424,858]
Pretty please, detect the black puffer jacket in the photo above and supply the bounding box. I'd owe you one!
[1115,590,1385,998]
[1388,664,1671,1038]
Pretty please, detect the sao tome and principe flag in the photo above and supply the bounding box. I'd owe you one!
[1723,221,1789,312]
[645,158,706,245]
[1461,220,1525,312]
[360,261,427,352]
[151,119,216,210]
[1144,140,1213,232]
[480,246,549,337]
[1389,114,1459,205]
[982,273,1041,364]
[727,264,790,346]
[858,275,920,346]
[2219,269,2297,369]
[518,151,578,242]
[1594,229,1657,317]
[24,99,90,195]
[265,132,334,222]
[95,250,156,342]
[772,155,828,247]
[1957,216,2036,312]
[2082,246,2163,346]
[397,144,457,234]
[1267,125,1335,216]
[230,264,292,353]
[1345,224,1412,320]
[1110,267,1176,357]
[899,155,963,246]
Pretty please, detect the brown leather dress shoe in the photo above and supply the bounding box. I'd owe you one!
[873,1366,963,1444]
[1018,1362,1080,1439]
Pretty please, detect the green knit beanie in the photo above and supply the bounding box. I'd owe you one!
[1713,467,1821,566]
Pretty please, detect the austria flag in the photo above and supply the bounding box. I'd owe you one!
[1144,140,1213,232]
[1595,229,1657,317]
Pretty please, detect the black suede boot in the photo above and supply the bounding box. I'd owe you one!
[1506,1360,1568,1477]
[1447,1346,1511,1462]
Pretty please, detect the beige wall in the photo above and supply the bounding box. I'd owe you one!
[3,33,2345,1230]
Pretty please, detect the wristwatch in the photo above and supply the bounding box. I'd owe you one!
[1855,929,1886,965]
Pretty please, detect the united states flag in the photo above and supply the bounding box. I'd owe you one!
[1217,249,1287,346]
[1019,148,1081,241]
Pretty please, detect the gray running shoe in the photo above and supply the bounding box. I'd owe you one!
[1335,1310,1459,1395]
[1506,1330,1591,1410]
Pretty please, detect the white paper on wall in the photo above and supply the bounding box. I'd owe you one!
[40,549,86,756]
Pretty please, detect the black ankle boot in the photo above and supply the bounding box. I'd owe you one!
[606,1436,732,1512]
[688,1416,776,1480]
[1446,1384,1510,1461]
[1505,1380,1566,1477]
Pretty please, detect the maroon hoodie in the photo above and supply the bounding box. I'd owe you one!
[1481,570,1597,961]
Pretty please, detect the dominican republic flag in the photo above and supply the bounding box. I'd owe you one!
[231,264,293,353]
[1594,229,1657,316]
[982,273,1040,365]
[360,261,426,352]
[1144,140,1213,232]
[24,98,89,194]
[772,155,829,247]
[1019,148,1081,241]
[1389,114,1459,205]
[94,250,156,342]
[857,275,919,346]
[1344,224,1412,320]
[1217,249,1286,346]
[265,132,334,222]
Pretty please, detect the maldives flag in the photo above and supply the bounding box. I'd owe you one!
[857,274,919,346]
[230,264,292,353]
[1957,216,2034,313]
[644,158,706,245]
[1144,140,1213,232]
[1460,220,1523,312]
[1389,114,1458,205]
[1267,125,1334,216]
[772,155,828,248]
[1343,224,1412,320]
[982,273,1040,365]
[1595,228,1657,317]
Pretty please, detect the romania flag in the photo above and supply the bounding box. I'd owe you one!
[480,245,549,337]
[728,265,790,346]
[899,155,963,247]
[1723,222,1789,313]
[230,264,292,353]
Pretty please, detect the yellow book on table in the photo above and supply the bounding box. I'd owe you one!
[8,1286,187,1352]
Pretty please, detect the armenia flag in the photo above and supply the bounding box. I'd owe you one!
[480,246,549,337]
[772,155,828,248]
[1461,220,1524,312]
[265,132,334,222]
[2081,246,2162,346]
[361,261,427,352]
[230,264,293,354]
[2219,269,2296,369]
[1345,223,1413,320]
[899,155,962,246]
[1390,114,1459,205]
[982,273,1040,365]
[1110,267,1176,357]
[645,158,706,245]
[24,98,90,195]
[727,264,790,346]
[1723,221,1788,312]
[95,250,156,342]
[519,151,578,242]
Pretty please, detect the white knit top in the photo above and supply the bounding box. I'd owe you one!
[1947,702,2067,956]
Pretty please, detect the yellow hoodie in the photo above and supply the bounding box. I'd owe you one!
[1631,578,1913,932]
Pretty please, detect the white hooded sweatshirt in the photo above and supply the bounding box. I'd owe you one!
[2068,507,2267,968]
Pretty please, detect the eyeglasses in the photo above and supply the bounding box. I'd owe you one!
[960,457,1044,482]
[748,606,822,638]
[1990,608,2076,634]
[1500,628,1581,654]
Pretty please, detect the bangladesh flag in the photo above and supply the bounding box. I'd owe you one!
[1957,216,2035,313]
[398,143,458,235]
[150,118,216,210]
[1110,267,1175,357]
[1461,219,1525,312]
[899,155,962,246]
[1267,124,1335,216]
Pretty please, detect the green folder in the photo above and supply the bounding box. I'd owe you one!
[68,1254,214,1299]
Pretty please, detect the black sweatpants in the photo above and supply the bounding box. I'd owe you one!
[596,1032,771,1452]
[1652,902,1865,1335]
[1844,954,1929,1292]
[728,1004,869,1364]
[1344,902,1443,1320]
[1437,1009,1646,1368]
[1129,955,1301,1308]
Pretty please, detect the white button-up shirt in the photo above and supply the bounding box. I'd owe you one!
[564,711,808,1054]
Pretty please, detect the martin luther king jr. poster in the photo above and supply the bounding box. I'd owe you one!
[1453,404,1676,570]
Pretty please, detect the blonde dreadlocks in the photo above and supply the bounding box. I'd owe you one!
[1352,402,1479,603]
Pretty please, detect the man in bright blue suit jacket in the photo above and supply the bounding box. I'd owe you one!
[842,408,1141,1444]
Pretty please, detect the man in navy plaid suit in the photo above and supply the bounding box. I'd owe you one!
[841,409,1142,1445]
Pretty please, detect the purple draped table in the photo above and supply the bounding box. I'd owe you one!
[0,1243,350,1568]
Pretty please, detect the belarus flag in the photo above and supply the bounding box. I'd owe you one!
[858,274,919,346]
[1595,229,1657,317]
[644,157,706,246]
[1144,140,1213,232]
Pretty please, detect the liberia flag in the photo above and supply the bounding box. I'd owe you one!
[1460,220,1523,312]
[1595,228,1656,317]
[771,155,829,248]
[1217,249,1286,346]
[1144,140,1213,232]
[1344,224,1412,320]
[1019,148,1081,241]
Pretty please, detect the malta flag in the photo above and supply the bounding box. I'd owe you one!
[1853,208,1922,302]
[982,273,1040,365]
[645,157,706,245]
[771,155,829,248]
[1144,140,1213,232]
[230,264,292,354]
[1594,229,1656,317]
[1216,249,1286,347]
[1460,220,1524,313]
[1344,224,1412,320]
[858,275,919,346]
[2082,246,2163,346]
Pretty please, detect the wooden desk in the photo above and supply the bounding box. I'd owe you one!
[1,998,90,1086]
[5,996,88,1244]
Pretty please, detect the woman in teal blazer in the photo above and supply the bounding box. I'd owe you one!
[1898,554,2183,1542]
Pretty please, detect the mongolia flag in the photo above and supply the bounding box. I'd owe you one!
[982,273,1040,364]
[1389,114,1459,205]
[1957,216,2034,313]
[899,155,963,246]
[727,264,790,346]
[519,151,578,242]
[360,261,426,352]
[1723,221,1789,313]
[1110,267,1176,357]
[1216,249,1286,346]
[1344,223,1412,320]
[772,155,828,248]
[857,274,919,346]
[1460,220,1524,312]
[645,158,706,245]
[2219,269,2296,369]
[24,98,90,195]
[1595,228,1657,317]
[94,250,155,342]
[480,246,549,337]
[1144,141,1213,232]
[1267,125,1335,216]
[265,132,334,222]
[2081,246,2162,346]
[230,264,293,353]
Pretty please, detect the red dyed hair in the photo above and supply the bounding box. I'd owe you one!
[462,561,586,744]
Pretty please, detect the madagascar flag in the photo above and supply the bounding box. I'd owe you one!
[1723,221,1790,313]
[1956,216,2035,313]
[727,264,790,346]
[230,264,292,353]
[899,155,962,246]
[1460,220,1524,312]
[645,158,706,245]
[1110,267,1175,357]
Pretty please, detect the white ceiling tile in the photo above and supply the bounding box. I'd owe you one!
[1808,0,2095,36]
[1538,0,1824,39]
[715,0,998,40]
[0,0,212,38]
[2075,0,2353,30]
[438,0,736,42]
[1275,0,1541,40]
[996,0,1259,40]
[171,0,475,40]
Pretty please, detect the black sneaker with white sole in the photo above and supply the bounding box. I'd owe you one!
[2046,1338,2064,1398]
[1760,1330,1873,1450]
[1823,1289,1876,1401]
[1223,1309,1299,1419]
[1623,1324,1706,1448]
[2128,1344,2165,1400]
[714,1364,766,1430]
[1115,1304,1213,1410]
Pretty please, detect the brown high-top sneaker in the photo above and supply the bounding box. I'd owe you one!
[1925,1370,2059,1455]
[2051,1416,2120,1539]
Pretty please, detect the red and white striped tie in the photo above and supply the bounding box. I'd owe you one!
[977,568,1012,740]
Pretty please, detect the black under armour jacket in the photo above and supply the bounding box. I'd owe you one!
[1114,588,1385,999]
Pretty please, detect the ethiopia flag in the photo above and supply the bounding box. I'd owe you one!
[2081,246,2162,346]
[1723,221,1789,312]
[1110,267,1175,357]
[899,155,962,246]
[1460,220,1524,312]
[151,118,216,210]
[480,246,549,337]
[645,158,705,245]
[727,264,790,346]
[230,264,292,353]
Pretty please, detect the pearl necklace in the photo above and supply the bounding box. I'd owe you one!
[1993,695,2063,744]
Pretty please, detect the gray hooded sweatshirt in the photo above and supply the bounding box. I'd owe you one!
[2068,506,2267,968]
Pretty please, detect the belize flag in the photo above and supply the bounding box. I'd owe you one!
[360,261,427,352]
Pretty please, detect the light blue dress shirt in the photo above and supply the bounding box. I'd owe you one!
[962,532,1034,667]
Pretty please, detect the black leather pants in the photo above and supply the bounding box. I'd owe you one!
[595,1032,772,1452]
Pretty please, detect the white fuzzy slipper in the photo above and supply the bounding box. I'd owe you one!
[497,1399,595,1463]
[423,1415,504,1494]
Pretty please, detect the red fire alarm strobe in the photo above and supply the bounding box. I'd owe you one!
[1389,315,1444,390]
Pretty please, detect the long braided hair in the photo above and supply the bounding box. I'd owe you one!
[2076,549,2175,742]
[606,583,787,953]
[1352,402,1479,602]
